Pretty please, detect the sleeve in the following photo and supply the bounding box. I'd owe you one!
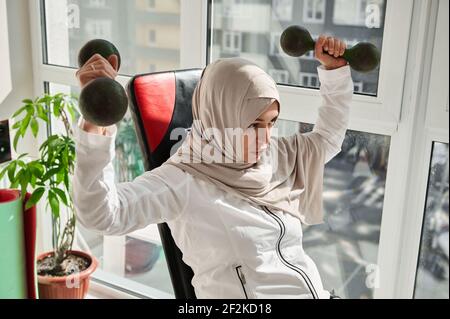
[270,65,353,225]
[72,118,189,236]
[311,64,354,163]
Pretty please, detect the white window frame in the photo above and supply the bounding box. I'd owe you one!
[303,0,326,24]
[28,0,207,299]
[276,0,412,136]
[27,0,448,299]
[208,0,447,299]
[393,0,449,298]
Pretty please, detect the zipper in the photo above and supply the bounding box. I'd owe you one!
[262,206,319,299]
[234,265,249,299]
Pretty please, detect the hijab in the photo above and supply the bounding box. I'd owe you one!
[158,58,326,225]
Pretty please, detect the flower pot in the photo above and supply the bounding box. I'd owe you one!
[36,250,98,299]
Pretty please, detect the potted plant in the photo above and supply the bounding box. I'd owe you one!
[0,93,98,299]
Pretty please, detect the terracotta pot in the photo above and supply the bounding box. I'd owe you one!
[37,250,98,299]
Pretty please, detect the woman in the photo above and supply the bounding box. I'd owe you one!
[74,35,354,299]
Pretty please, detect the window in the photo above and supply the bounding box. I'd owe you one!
[88,0,108,8]
[269,69,289,83]
[44,0,181,75]
[414,143,449,299]
[299,72,319,88]
[34,0,188,299]
[27,0,447,299]
[222,0,245,18]
[146,0,156,11]
[303,0,326,24]
[85,19,112,39]
[148,29,157,46]
[333,0,384,28]
[222,31,242,54]
[276,119,391,299]
[272,0,293,21]
[207,0,424,300]
[210,0,388,96]
[46,83,174,298]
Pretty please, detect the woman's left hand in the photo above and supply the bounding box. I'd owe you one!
[315,35,349,70]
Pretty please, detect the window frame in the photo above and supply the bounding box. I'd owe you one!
[209,0,413,136]
[28,0,208,298]
[27,0,448,299]
[392,0,449,298]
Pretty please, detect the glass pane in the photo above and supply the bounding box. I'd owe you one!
[414,142,449,299]
[275,119,391,298]
[47,83,174,297]
[210,0,387,96]
[43,0,181,75]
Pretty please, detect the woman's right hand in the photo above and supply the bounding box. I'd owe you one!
[76,53,119,89]
[76,54,119,134]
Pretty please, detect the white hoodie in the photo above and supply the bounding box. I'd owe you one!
[73,65,354,299]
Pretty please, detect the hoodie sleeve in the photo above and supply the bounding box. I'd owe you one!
[276,64,353,165]
[72,118,188,236]
[272,65,353,225]
[310,64,353,163]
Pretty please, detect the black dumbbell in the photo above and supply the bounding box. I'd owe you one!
[78,39,128,127]
[280,25,381,73]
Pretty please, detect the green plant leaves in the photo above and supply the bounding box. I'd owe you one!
[48,189,60,218]
[52,188,68,207]
[12,105,28,118]
[30,118,39,138]
[25,187,45,210]
[3,93,80,229]
[29,161,44,179]
[8,161,17,182]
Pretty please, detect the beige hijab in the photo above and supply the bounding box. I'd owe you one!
[161,58,326,225]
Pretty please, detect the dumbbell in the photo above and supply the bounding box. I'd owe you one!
[78,39,128,127]
[280,25,381,73]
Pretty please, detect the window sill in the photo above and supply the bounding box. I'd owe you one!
[87,280,139,299]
